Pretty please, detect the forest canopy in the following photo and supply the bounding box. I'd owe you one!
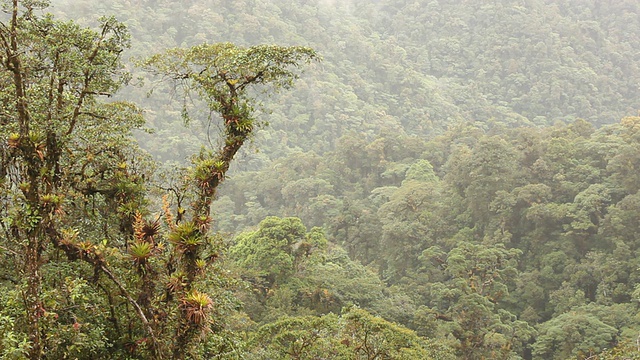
[2,0,640,359]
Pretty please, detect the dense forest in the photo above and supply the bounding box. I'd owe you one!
[2,0,640,359]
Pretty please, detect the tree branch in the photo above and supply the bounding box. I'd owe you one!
[99,264,162,358]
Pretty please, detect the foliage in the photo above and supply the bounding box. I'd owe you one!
[532,311,618,360]
[0,1,316,359]
[229,216,384,323]
[5,0,640,359]
[247,307,457,360]
[212,118,640,359]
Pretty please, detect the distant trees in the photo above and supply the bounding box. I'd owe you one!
[533,311,617,360]
[212,117,640,359]
[247,308,457,360]
[229,216,384,322]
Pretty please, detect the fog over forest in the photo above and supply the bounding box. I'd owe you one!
[2,0,640,359]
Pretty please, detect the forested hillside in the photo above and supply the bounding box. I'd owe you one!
[2,0,640,359]
[51,0,640,160]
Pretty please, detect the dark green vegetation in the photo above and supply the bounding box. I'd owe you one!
[2,0,640,359]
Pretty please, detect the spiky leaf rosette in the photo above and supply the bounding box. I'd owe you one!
[181,290,213,326]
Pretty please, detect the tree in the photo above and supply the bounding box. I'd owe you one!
[141,42,318,218]
[0,2,144,358]
[532,312,618,360]
[377,159,445,280]
[592,341,640,360]
[230,217,306,287]
[247,307,457,360]
[229,217,385,323]
[420,242,535,359]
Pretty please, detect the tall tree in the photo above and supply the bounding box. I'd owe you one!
[0,2,143,358]
[141,43,317,358]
